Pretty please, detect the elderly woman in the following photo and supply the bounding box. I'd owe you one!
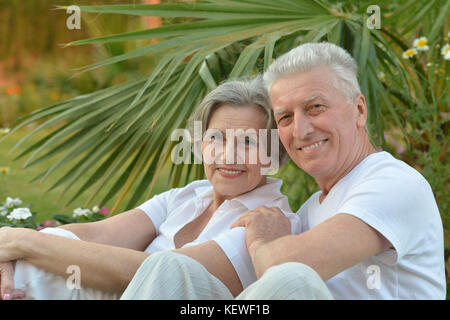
[0,76,300,300]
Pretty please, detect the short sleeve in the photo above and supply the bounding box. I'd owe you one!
[338,170,433,265]
[136,190,171,233]
[213,227,257,289]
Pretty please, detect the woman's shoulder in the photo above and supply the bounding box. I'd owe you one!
[164,179,212,202]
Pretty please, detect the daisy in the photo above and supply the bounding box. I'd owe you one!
[441,43,450,60]
[413,37,429,51]
[402,48,417,59]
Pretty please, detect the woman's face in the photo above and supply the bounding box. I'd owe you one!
[202,104,268,199]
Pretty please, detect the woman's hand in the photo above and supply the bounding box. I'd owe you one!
[0,227,31,262]
[0,261,26,300]
[0,227,29,299]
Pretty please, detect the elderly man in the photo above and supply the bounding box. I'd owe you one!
[121,42,446,300]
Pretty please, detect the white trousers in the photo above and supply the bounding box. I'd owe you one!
[14,227,118,300]
[120,251,334,300]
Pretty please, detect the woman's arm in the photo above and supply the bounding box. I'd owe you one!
[58,208,157,251]
[1,226,242,296]
[9,228,150,294]
[0,208,157,295]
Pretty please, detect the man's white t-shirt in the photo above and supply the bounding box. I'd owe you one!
[297,151,446,299]
[136,177,300,290]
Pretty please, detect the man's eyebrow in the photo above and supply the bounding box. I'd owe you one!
[274,94,324,115]
[302,94,324,105]
[274,108,288,116]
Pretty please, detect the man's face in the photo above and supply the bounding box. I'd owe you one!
[270,67,367,182]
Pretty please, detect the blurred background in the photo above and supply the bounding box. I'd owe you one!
[0,0,168,217]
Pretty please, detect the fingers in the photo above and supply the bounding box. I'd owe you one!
[230,215,248,229]
[230,206,284,229]
[1,262,25,300]
[230,208,260,229]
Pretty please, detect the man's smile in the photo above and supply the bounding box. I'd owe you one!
[297,139,329,151]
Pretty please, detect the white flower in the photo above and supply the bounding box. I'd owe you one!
[92,205,100,213]
[5,197,22,208]
[72,208,92,218]
[7,207,32,221]
[0,206,8,217]
[441,43,450,61]
[413,37,429,51]
[0,128,10,135]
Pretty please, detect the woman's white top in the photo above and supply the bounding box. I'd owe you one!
[136,177,300,289]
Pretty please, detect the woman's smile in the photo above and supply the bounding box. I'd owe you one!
[216,167,246,179]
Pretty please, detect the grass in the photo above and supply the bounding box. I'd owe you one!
[0,125,171,222]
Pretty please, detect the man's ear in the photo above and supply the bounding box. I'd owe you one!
[354,94,368,129]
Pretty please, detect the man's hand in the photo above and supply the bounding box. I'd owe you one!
[230,206,291,276]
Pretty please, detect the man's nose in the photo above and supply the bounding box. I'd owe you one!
[293,112,314,140]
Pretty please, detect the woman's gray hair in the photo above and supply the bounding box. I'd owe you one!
[188,76,289,165]
[263,42,361,105]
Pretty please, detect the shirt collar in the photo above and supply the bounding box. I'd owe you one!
[194,177,284,211]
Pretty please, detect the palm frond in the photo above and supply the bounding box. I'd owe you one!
[10,0,447,213]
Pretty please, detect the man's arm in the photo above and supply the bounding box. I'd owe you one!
[233,208,391,280]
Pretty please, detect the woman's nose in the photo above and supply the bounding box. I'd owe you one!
[221,139,238,164]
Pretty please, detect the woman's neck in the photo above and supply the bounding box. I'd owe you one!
[211,176,268,210]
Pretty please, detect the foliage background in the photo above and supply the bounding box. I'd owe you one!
[0,0,448,295]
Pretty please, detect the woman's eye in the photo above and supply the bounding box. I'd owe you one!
[244,137,257,146]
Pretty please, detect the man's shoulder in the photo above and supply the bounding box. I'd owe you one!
[352,151,429,188]
[296,190,321,215]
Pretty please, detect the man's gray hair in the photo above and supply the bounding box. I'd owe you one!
[263,42,361,104]
[188,76,289,165]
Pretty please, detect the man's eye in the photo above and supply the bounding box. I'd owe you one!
[278,115,290,123]
[309,104,325,114]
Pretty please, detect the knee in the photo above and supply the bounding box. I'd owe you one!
[262,262,322,288]
[137,251,196,276]
[238,263,333,300]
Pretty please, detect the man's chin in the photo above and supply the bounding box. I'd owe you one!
[295,159,328,177]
